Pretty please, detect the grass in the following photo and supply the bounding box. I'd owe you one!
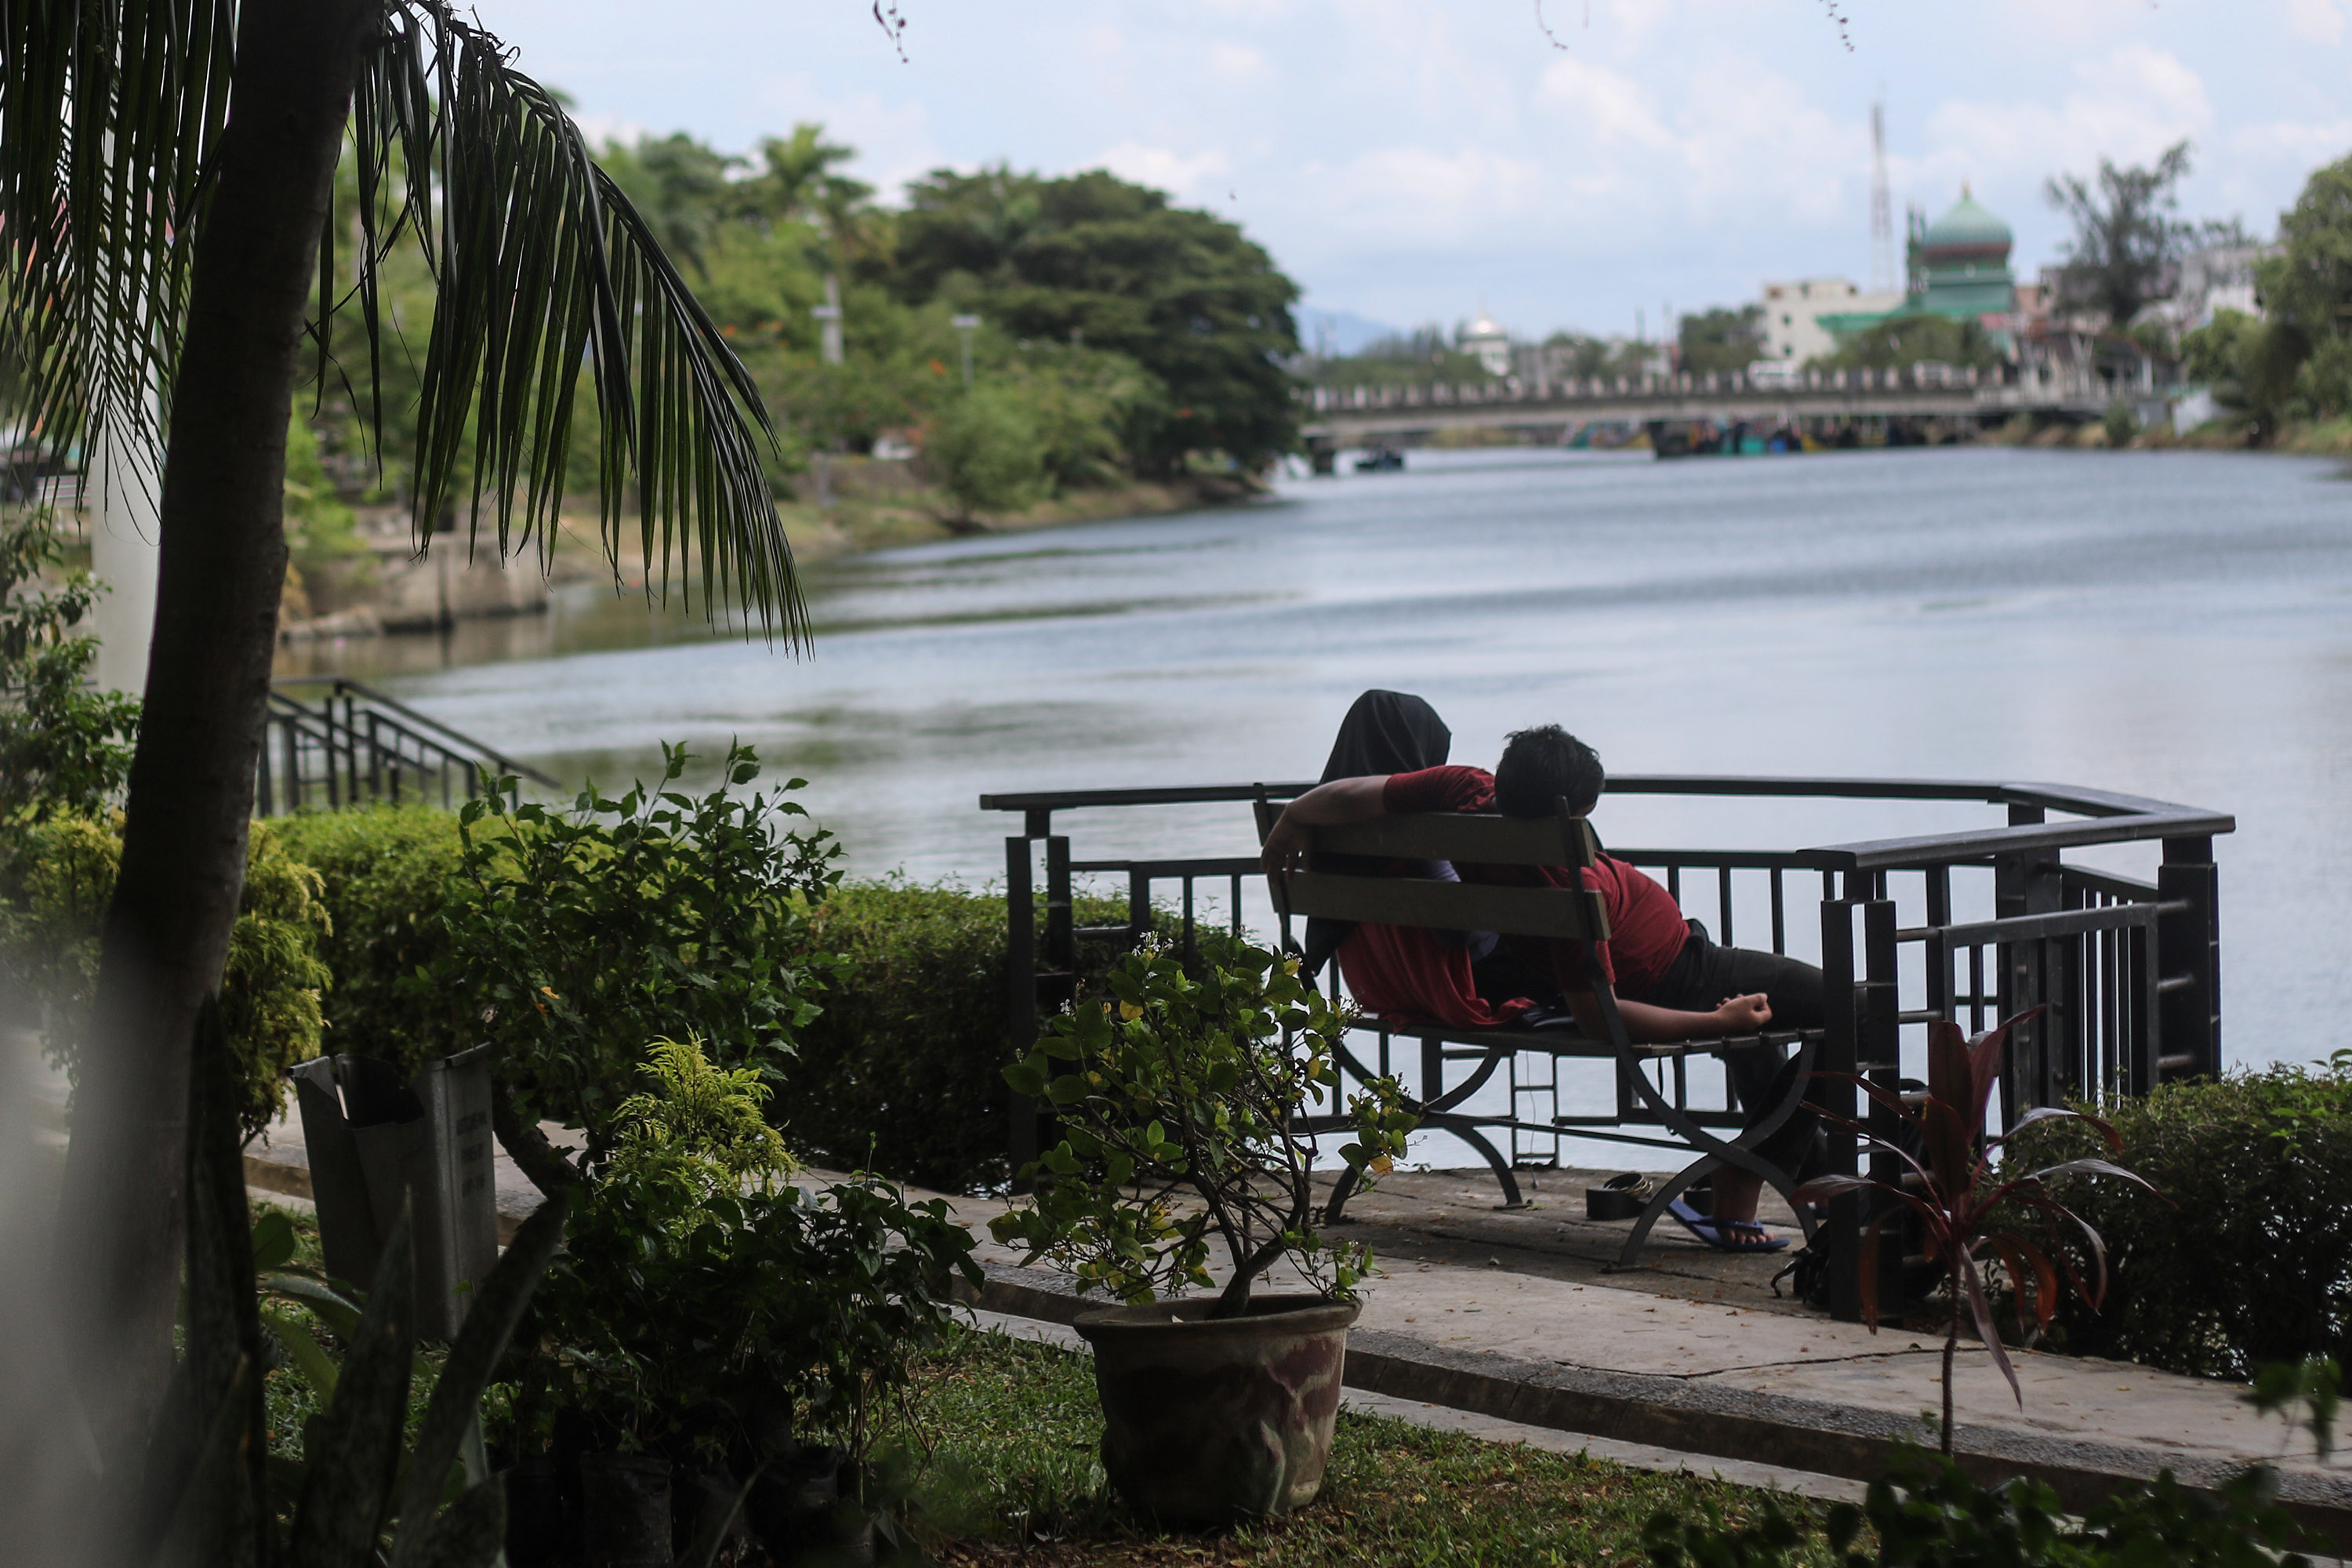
[886,1327,1838,1567]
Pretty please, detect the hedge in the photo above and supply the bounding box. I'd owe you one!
[784,879,1157,1194]
[12,800,1169,1190]
[271,804,468,1080]
[2005,1060,2352,1381]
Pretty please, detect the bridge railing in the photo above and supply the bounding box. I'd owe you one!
[982,775,2230,1322]
[259,677,561,816]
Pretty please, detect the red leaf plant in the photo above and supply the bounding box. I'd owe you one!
[1794,1008,2167,1456]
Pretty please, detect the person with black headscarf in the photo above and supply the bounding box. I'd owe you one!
[1298,690,1475,978]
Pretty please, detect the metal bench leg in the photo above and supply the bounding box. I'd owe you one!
[1322,1161,1362,1224]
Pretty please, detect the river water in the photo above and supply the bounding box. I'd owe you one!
[294,445,2352,1076]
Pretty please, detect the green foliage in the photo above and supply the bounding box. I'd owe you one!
[2259,152,2352,416]
[2103,398,2138,447]
[927,385,1047,521]
[991,935,1413,1316]
[283,411,362,577]
[893,166,1301,473]
[2,812,329,1140]
[0,507,140,819]
[1680,305,1767,375]
[269,804,466,1080]
[2043,140,2209,328]
[783,879,1149,1194]
[438,741,838,1176]
[610,1035,795,1182]
[1797,1014,2157,1455]
[2002,1058,2352,1381]
[1813,314,2002,373]
[1644,1450,2317,1568]
[1307,325,1503,390]
[507,1038,980,1470]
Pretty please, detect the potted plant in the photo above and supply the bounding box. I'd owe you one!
[991,935,1414,1524]
[501,1039,978,1566]
[1795,1009,2164,1455]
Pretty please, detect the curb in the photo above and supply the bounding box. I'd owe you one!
[972,1261,2352,1552]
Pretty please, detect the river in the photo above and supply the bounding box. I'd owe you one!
[286,445,2352,1076]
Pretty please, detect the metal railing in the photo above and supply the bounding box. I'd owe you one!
[258,677,561,816]
[982,775,2230,1323]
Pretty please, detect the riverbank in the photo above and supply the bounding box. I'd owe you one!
[276,459,1264,641]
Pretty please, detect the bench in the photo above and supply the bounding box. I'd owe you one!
[1253,794,1824,1265]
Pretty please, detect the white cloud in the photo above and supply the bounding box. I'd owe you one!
[571,110,654,150]
[1536,56,1675,150]
[2284,0,2346,43]
[1312,145,1550,248]
[1092,140,1232,199]
[1926,45,2212,186]
[1207,42,1271,84]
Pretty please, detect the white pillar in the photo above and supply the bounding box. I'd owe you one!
[88,427,161,697]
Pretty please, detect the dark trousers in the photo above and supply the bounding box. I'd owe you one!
[1644,923,1825,1178]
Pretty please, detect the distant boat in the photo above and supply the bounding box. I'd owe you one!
[1355,448,1406,472]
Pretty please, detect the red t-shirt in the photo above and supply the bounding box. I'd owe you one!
[1331,766,1689,1025]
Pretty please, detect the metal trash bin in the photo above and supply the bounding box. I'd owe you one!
[289,1044,499,1341]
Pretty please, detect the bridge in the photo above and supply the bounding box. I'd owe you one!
[1298,360,2154,465]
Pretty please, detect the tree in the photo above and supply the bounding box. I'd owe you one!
[927,386,1045,524]
[2258,151,2352,416]
[892,166,1301,474]
[1,0,803,1452]
[1677,305,1765,375]
[2045,141,2202,329]
[1811,313,2001,373]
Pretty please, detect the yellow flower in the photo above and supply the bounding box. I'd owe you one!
[1118,1001,1145,1021]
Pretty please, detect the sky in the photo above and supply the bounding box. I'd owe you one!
[485,0,2352,345]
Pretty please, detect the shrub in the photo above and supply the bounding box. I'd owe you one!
[927,386,1044,521]
[504,1037,978,1475]
[437,742,838,1188]
[1642,1450,2317,1568]
[0,507,140,818]
[2004,1060,2352,1381]
[0,812,330,1140]
[270,804,465,1080]
[785,879,1161,1194]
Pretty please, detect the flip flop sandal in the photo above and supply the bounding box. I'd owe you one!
[1667,1197,1791,1254]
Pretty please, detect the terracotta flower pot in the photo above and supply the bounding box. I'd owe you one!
[1073,1294,1359,1525]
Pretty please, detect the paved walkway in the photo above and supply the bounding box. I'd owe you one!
[230,1106,2352,1548]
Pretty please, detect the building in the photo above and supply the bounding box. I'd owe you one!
[1757,278,1904,365]
[1817,187,2023,352]
[2170,243,2267,331]
[1460,311,1512,376]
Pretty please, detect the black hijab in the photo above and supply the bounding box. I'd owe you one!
[1298,691,1452,976]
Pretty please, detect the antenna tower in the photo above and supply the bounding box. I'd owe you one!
[1869,100,1895,294]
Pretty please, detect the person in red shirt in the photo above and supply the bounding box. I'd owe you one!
[1261,723,1821,1251]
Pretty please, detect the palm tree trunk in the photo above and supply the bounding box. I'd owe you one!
[56,0,376,1456]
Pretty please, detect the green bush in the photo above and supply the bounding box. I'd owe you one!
[785,879,1158,1194]
[927,385,1044,521]
[0,811,330,1140]
[503,1037,978,1475]
[1,508,140,819]
[437,742,838,1183]
[270,804,465,1080]
[1643,1450,2316,1567]
[2005,1061,2352,1381]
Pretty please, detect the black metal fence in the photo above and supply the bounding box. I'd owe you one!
[982,775,2230,1323]
[257,677,561,816]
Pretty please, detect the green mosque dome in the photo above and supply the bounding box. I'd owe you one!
[1920,187,2013,260]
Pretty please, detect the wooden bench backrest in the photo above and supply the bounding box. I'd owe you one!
[1255,801,1612,944]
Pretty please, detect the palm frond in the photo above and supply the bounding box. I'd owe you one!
[344,4,804,641]
[0,0,235,492]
